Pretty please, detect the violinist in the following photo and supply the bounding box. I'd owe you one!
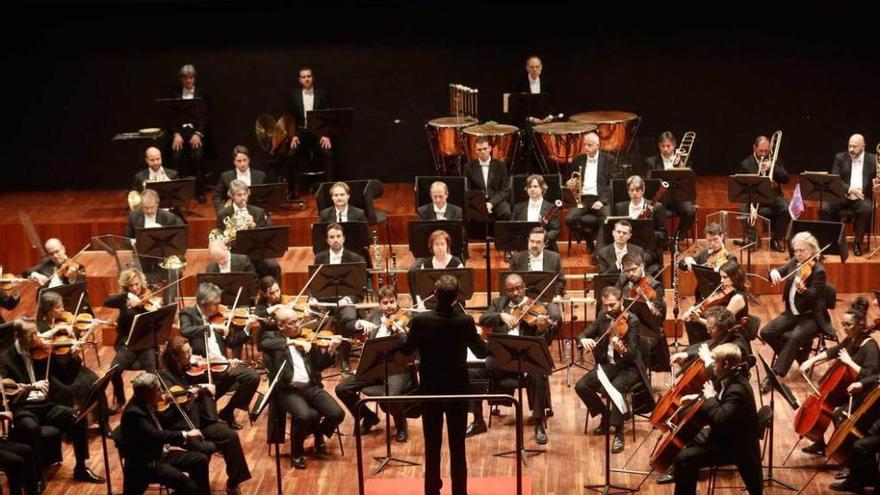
[22,238,86,289]
[798,297,879,456]
[159,337,251,495]
[104,268,159,410]
[263,306,346,470]
[509,227,566,297]
[759,232,833,393]
[575,286,652,454]
[254,276,285,360]
[511,175,561,251]
[671,343,762,495]
[679,222,729,274]
[335,285,412,442]
[179,283,259,429]
[644,131,697,245]
[617,252,668,372]
[0,319,104,483]
[595,219,657,276]
[682,260,749,344]
[468,273,556,445]
[612,175,667,248]
[670,306,751,375]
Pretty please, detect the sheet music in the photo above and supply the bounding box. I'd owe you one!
[596,364,627,415]
[467,348,485,364]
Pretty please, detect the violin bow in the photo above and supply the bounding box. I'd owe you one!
[288,264,325,309]
[513,273,561,327]
[594,295,643,348]
[224,287,244,336]
[47,242,91,282]
[156,373,197,430]
[147,274,194,300]
[775,243,831,284]
[204,333,213,386]
[630,263,669,308]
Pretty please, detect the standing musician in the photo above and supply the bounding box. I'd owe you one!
[613,175,668,249]
[671,343,762,495]
[564,132,617,252]
[213,145,266,213]
[263,306,346,470]
[617,252,669,372]
[595,219,657,276]
[179,283,260,429]
[22,238,86,289]
[318,181,368,223]
[759,231,833,393]
[798,297,879,455]
[644,131,697,244]
[0,319,104,483]
[215,179,281,282]
[335,285,412,442]
[119,372,208,495]
[126,188,183,238]
[512,174,561,251]
[467,273,557,445]
[820,134,880,257]
[508,227,565,297]
[463,137,512,220]
[575,286,652,454]
[133,146,178,192]
[411,229,464,270]
[682,260,749,345]
[159,337,251,495]
[512,55,555,126]
[104,268,159,410]
[737,135,790,252]
[416,181,463,221]
[398,274,489,495]
[311,222,366,373]
[166,64,210,203]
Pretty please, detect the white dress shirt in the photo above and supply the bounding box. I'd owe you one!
[850,152,865,195]
[288,346,311,386]
[527,199,542,222]
[236,168,252,186]
[329,248,344,265]
[149,167,168,182]
[433,204,447,220]
[529,252,544,272]
[788,275,802,316]
[581,156,599,196]
[662,155,675,170]
[302,89,315,126]
[196,306,226,357]
[529,76,541,94]
[480,159,491,195]
[182,87,195,100]
[614,244,628,269]
[144,213,159,229]
[335,207,348,223]
[628,200,646,220]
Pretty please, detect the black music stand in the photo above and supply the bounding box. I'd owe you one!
[602,217,657,254]
[498,271,560,302]
[787,220,848,263]
[648,169,696,203]
[149,178,199,217]
[196,272,258,306]
[728,175,776,267]
[311,221,370,256]
[356,336,419,474]
[407,220,465,259]
[799,172,847,209]
[249,182,288,213]
[495,221,540,253]
[467,190,495,297]
[308,262,367,302]
[757,354,799,491]
[585,387,639,495]
[691,265,722,301]
[232,226,290,259]
[488,333,553,466]
[134,225,188,258]
[74,363,122,495]
[410,268,474,304]
[39,281,90,314]
[127,303,176,370]
[610,179,663,208]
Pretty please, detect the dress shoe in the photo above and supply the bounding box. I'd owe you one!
[395,429,409,443]
[611,435,625,454]
[226,485,242,495]
[760,376,773,394]
[771,239,785,252]
[802,441,826,455]
[854,243,863,256]
[830,479,864,493]
[592,424,609,436]
[312,442,328,459]
[465,420,488,437]
[656,472,675,485]
[292,456,307,470]
[340,361,352,374]
[73,467,105,483]
[361,414,381,434]
[836,469,850,480]
[534,425,548,445]
[219,412,242,430]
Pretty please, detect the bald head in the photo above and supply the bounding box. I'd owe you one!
[144,147,162,171]
[208,239,230,264]
[45,238,66,265]
[525,56,543,80]
[849,134,866,159]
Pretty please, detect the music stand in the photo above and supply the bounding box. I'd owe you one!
[585,373,639,495]
[407,220,465,259]
[74,363,122,495]
[307,107,354,137]
[248,182,288,213]
[787,220,848,263]
[757,354,799,491]
[488,333,553,466]
[498,271,560,302]
[196,272,258,306]
[410,268,474,303]
[308,262,367,302]
[648,169,696,203]
[356,336,419,474]
[495,221,540,253]
[134,225,188,258]
[799,172,847,208]
[466,190,495,297]
[149,178,198,216]
[232,226,289,259]
[127,303,176,370]
[691,265,722,301]
[39,281,90,314]
[311,221,370,256]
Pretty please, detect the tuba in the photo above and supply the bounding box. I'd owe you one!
[208,208,254,245]
[675,131,696,168]
[569,171,584,208]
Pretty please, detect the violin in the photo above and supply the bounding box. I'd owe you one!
[627,277,657,302]
[0,272,27,292]
[156,384,197,413]
[384,309,411,334]
[187,355,233,377]
[610,312,630,354]
[210,305,266,328]
[0,378,22,398]
[685,286,734,320]
[511,303,554,334]
[133,288,163,312]
[796,259,816,293]
[30,335,77,360]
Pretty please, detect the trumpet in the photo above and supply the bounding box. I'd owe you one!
[675,131,696,168]
[569,171,584,208]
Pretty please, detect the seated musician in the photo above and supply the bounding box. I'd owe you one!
[0,275,21,326]
[215,179,281,282]
[819,134,880,256]
[679,222,728,273]
[612,175,667,249]
[617,252,669,372]
[104,268,159,410]
[595,219,657,276]
[467,273,556,445]
[463,137,512,220]
[22,238,86,289]
[829,378,880,492]
[179,283,260,429]
[644,131,696,245]
[759,232,833,393]
[0,416,41,495]
[736,135,790,252]
[207,239,256,274]
[335,285,412,442]
[119,372,208,495]
[798,297,879,456]
[317,181,368,223]
[564,132,616,252]
[0,319,104,483]
[669,306,752,376]
[213,145,266,213]
[254,276,285,360]
[263,306,346,470]
[671,343,762,495]
[416,181,463,220]
[682,260,749,345]
[126,188,183,238]
[159,337,251,495]
[576,286,652,453]
[412,229,464,270]
[508,226,565,297]
[512,174,561,251]
[133,146,178,192]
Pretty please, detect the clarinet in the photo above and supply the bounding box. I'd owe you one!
[373,230,383,291]
[391,250,399,293]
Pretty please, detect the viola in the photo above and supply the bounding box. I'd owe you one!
[30,335,77,360]
[793,361,857,442]
[688,287,733,317]
[611,312,630,353]
[0,378,22,398]
[156,384,197,413]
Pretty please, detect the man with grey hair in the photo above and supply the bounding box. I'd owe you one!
[126,188,183,238]
[179,283,260,429]
[166,63,211,203]
[417,180,463,220]
[215,179,281,281]
[564,132,617,252]
[120,372,209,495]
[820,133,880,256]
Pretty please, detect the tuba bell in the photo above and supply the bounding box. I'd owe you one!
[255,114,297,154]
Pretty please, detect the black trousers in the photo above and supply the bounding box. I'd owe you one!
[0,439,41,495]
[111,343,158,405]
[123,450,210,495]
[332,306,358,365]
[276,385,345,456]
[170,128,206,196]
[673,434,762,495]
[422,400,469,495]
[821,197,873,245]
[848,422,880,489]
[12,401,89,468]
[738,196,789,241]
[575,363,641,428]
[215,365,260,417]
[188,422,251,487]
[564,197,608,246]
[281,130,335,194]
[335,371,411,430]
[760,310,819,377]
[667,199,696,242]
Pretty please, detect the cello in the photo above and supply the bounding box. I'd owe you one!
[793,361,857,443]
[825,385,880,464]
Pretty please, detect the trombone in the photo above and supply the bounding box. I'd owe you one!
[674,131,696,168]
[750,130,783,225]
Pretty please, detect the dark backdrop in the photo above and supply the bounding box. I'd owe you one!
[3,2,878,192]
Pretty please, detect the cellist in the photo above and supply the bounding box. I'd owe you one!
[798,297,878,456]
[670,306,752,375]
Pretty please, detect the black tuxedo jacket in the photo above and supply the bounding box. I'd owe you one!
[463,159,510,209]
[700,371,760,456]
[832,151,879,201]
[206,253,256,274]
[775,258,833,335]
[216,204,270,230]
[212,169,267,211]
[126,209,183,238]
[479,296,555,346]
[179,306,228,357]
[739,155,790,184]
[159,366,219,429]
[579,311,652,398]
[416,202,463,221]
[120,398,188,470]
[512,199,561,244]
[644,154,694,172]
[318,205,368,223]
[571,152,617,205]
[166,86,210,136]
[285,87,331,132]
[508,249,565,294]
[594,243,648,275]
[133,167,179,192]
